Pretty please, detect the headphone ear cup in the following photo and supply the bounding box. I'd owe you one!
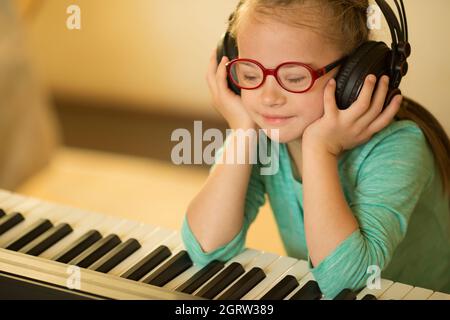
[335,41,391,110]
[216,32,241,95]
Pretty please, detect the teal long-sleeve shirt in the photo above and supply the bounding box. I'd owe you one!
[181,120,450,298]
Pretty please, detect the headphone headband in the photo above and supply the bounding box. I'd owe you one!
[228,1,410,53]
[375,0,404,45]
[371,0,411,87]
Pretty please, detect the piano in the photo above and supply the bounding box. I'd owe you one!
[0,189,448,300]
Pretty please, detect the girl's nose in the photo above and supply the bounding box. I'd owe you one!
[260,76,286,108]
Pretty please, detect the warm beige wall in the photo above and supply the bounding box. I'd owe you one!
[400,0,450,134]
[19,0,450,131]
[20,0,238,120]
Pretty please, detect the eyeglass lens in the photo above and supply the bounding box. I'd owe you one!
[229,61,313,92]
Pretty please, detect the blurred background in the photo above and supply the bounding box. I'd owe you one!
[1,0,449,256]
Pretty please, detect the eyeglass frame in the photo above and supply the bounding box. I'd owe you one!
[225,56,348,94]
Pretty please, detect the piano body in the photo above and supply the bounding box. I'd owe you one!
[0,189,448,300]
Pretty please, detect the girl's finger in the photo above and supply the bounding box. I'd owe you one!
[206,50,219,96]
[349,74,377,119]
[356,75,390,128]
[215,56,227,83]
[367,94,403,134]
[216,56,234,96]
[323,78,338,116]
[207,49,218,76]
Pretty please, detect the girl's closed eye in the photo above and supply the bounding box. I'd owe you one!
[284,75,307,84]
[243,74,261,83]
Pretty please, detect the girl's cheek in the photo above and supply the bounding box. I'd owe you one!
[241,95,259,116]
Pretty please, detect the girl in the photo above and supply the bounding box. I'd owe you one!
[182,0,450,298]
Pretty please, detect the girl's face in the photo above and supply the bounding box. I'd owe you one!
[237,15,343,143]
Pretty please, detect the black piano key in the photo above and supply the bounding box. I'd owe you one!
[52,230,102,263]
[334,288,357,300]
[4,219,53,251]
[19,223,73,256]
[88,238,141,273]
[0,212,25,236]
[217,267,266,300]
[68,234,121,268]
[141,250,193,287]
[289,280,322,300]
[260,275,299,300]
[176,260,225,294]
[195,262,245,299]
[361,294,378,300]
[120,245,171,281]
[0,209,5,218]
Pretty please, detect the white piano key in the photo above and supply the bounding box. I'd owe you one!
[242,256,298,300]
[18,200,75,221]
[129,233,184,280]
[164,264,203,291]
[427,292,450,300]
[62,210,106,228]
[125,223,159,242]
[244,252,279,269]
[108,219,142,240]
[280,260,310,280]
[190,249,262,296]
[138,226,174,247]
[24,199,78,220]
[356,278,394,300]
[48,207,89,225]
[379,282,414,300]
[0,197,46,241]
[224,249,261,267]
[254,258,310,300]
[92,216,129,235]
[158,240,186,263]
[0,194,33,210]
[39,212,110,259]
[166,249,269,294]
[108,229,178,276]
[75,220,159,272]
[164,233,183,251]
[109,223,171,275]
[83,218,151,253]
[402,287,434,300]
[0,196,42,214]
[0,189,11,202]
[0,201,77,247]
[164,241,255,292]
[90,221,160,274]
[284,272,316,300]
[211,252,280,300]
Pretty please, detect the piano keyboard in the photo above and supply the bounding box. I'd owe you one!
[0,189,449,300]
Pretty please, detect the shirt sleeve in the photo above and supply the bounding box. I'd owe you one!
[308,123,435,299]
[181,136,267,267]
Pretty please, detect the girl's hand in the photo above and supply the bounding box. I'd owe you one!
[206,49,256,130]
[303,75,403,156]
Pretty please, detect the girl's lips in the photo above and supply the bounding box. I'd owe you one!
[260,114,295,125]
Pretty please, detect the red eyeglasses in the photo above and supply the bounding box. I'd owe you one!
[226,56,347,94]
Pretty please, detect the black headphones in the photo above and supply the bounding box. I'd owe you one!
[216,0,411,110]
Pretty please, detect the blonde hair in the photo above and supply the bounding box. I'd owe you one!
[228,0,450,197]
